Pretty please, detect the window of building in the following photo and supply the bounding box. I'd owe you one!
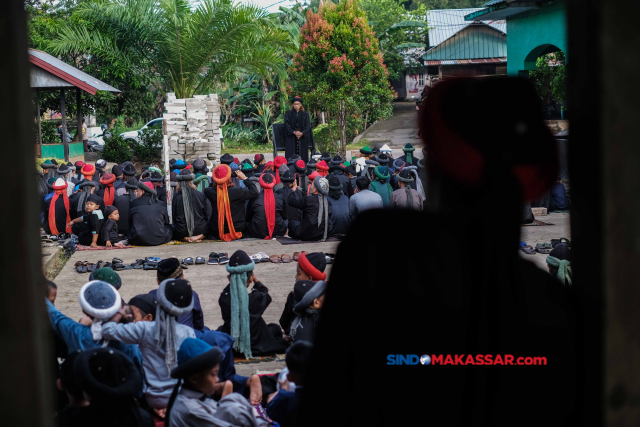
[418,73,425,86]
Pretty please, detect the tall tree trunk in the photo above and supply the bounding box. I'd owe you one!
[327,110,334,153]
[339,101,347,157]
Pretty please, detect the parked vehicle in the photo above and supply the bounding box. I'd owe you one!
[87,124,109,152]
[119,118,165,144]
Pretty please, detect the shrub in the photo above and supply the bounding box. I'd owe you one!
[41,121,59,144]
[36,157,65,171]
[313,124,339,154]
[133,128,163,163]
[103,134,132,164]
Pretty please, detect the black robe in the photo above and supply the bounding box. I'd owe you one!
[279,291,297,335]
[331,170,351,197]
[99,218,126,245]
[290,308,320,344]
[204,179,259,238]
[284,109,312,162]
[397,154,420,167]
[287,190,332,241]
[128,194,173,246]
[70,192,105,220]
[246,191,287,239]
[276,185,302,222]
[76,211,104,246]
[172,188,208,239]
[217,281,287,355]
[328,195,350,236]
[113,194,134,237]
[42,196,69,235]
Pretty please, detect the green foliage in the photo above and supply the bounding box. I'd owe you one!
[41,121,59,144]
[529,51,567,104]
[102,134,132,164]
[290,0,396,154]
[132,128,163,164]
[313,124,339,153]
[49,0,295,99]
[36,157,65,171]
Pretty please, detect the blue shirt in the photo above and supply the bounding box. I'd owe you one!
[148,289,204,330]
[45,299,142,367]
[550,182,570,210]
[267,389,302,427]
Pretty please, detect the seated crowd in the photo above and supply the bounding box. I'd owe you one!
[37,143,426,247]
[47,250,331,427]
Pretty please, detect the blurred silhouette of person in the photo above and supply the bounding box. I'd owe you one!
[298,77,582,427]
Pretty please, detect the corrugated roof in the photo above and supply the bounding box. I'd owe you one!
[423,24,506,60]
[422,57,506,65]
[483,0,505,6]
[426,9,506,48]
[29,49,120,94]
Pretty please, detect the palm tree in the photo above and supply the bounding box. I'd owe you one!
[49,0,294,99]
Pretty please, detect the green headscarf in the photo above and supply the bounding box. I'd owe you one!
[226,261,255,358]
[403,143,415,164]
[194,174,209,193]
[546,256,572,286]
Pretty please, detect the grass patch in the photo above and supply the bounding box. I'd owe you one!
[223,139,271,155]
[346,138,370,151]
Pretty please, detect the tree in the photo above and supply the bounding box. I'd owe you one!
[49,0,294,100]
[529,51,567,106]
[290,0,396,155]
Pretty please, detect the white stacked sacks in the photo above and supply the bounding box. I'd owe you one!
[163,93,223,165]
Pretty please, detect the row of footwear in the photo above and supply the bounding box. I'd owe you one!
[520,237,571,255]
[75,252,337,273]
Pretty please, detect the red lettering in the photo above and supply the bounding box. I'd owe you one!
[454,354,464,365]
[517,357,524,365]
[465,355,475,365]
[444,355,454,365]
[505,355,514,365]
[484,355,493,365]
[494,355,504,365]
[475,355,484,365]
[432,354,443,365]
[536,357,547,365]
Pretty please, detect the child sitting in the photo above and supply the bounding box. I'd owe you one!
[280,252,327,338]
[167,338,257,427]
[266,341,314,427]
[67,194,104,247]
[99,206,129,247]
[290,280,326,344]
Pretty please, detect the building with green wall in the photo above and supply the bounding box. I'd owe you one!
[465,0,567,77]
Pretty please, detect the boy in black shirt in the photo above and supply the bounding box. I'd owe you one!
[99,205,128,247]
[67,194,104,247]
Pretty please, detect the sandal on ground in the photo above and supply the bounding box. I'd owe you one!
[146,257,162,263]
[551,237,571,248]
[281,254,292,263]
[95,260,104,269]
[257,252,270,263]
[184,257,194,265]
[522,246,536,255]
[103,262,112,269]
[112,257,123,264]
[179,260,189,269]
[250,253,262,263]
[143,261,158,270]
[124,265,133,270]
[293,251,306,261]
[208,253,219,265]
[75,261,88,273]
[270,255,282,263]
[324,253,335,264]
[195,256,205,265]
[218,253,230,264]
[87,262,98,273]
[113,263,125,271]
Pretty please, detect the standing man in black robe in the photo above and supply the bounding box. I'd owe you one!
[128,181,173,246]
[284,96,312,163]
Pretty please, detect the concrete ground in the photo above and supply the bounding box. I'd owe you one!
[352,102,422,149]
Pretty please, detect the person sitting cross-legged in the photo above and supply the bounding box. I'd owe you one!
[287,175,332,242]
[128,181,173,246]
[327,176,350,236]
[43,178,73,236]
[390,169,423,211]
[217,250,287,357]
[173,170,208,243]
[67,194,104,247]
[205,164,258,241]
[349,176,383,222]
[290,280,326,344]
[247,173,287,239]
[369,166,394,208]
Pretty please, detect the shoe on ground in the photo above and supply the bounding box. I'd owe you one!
[208,252,219,265]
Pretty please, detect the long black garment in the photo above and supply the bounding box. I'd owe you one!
[279,291,297,335]
[276,185,302,221]
[204,179,259,237]
[331,170,351,198]
[287,190,332,241]
[113,194,133,237]
[70,192,105,220]
[290,308,320,344]
[246,191,287,239]
[99,218,126,245]
[217,281,287,355]
[42,197,68,235]
[128,195,173,246]
[171,187,208,239]
[328,195,350,236]
[284,109,312,162]
[76,211,104,246]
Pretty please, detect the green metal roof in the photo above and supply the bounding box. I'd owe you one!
[423,24,506,61]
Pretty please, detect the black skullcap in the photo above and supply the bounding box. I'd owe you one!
[157,258,183,281]
[397,169,414,183]
[228,250,252,267]
[328,176,342,191]
[331,154,345,165]
[377,154,389,165]
[549,243,571,261]
[104,205,118,218]
[128,294,157,318]
[112,165,123,177]
[293,280,317,303]
[73,347,141,399]
[220,154,234,165]
[320,152,331,162]
[149,171,163,182]
[305,252,327,273]
[261,173,274,184]
[193,158,206,171]
[123,164,136,176]
[87,194,103,206]
[170,171,178,182]
[280,170,295,183]
[169,158,176,167]
[164,279,193,308]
